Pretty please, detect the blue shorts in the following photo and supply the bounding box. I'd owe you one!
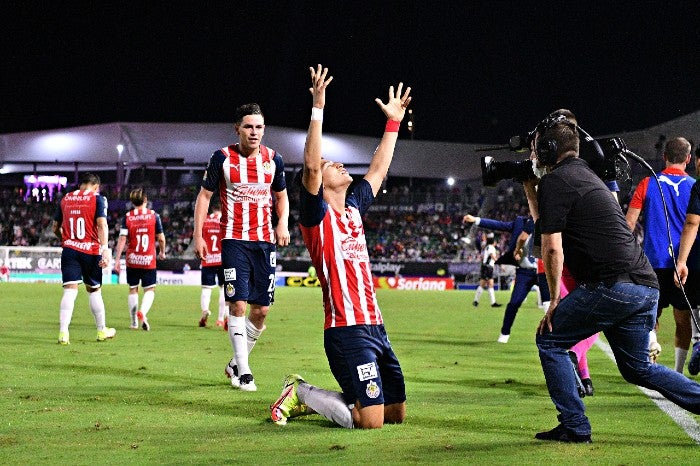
[324,324,406,408]
[126,267,157,289]
[61,247,103,287]
[221,240,276,305]
[201,265,224,288]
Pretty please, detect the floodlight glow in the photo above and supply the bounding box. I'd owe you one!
[33,133,84,155]
[447,177,455,186]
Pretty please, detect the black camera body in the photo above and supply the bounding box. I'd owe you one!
[480,134,630,187]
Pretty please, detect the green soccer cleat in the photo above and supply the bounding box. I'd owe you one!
[270,374,309,426]
[96,327,116,342]
[58,331,70,345]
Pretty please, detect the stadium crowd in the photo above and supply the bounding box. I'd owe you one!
[1,178,542,267]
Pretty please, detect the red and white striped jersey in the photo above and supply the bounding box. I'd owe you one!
[201,212,222,267]
[201,144,287,243]
[119,207,163,269]
[299,180,383,330]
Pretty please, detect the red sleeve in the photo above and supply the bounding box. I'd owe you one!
[628,177,650,210]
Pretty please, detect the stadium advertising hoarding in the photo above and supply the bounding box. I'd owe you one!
[0,246,115,283]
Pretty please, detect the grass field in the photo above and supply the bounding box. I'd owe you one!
[1,283,698,465]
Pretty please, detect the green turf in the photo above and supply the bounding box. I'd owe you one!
[0,283,698,464]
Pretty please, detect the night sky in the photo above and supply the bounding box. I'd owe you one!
[3,2,699,144]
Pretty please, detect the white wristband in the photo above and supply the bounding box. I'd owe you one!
[311,107,323,122]
[99,245,107,253]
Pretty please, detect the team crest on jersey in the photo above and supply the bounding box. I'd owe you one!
[365,381,380,399]
[262,161,273,174]
[356,362,378,381]
[225,283,235,297]
[224,268,236,281]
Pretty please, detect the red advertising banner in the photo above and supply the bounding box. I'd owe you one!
[373,276,454,291]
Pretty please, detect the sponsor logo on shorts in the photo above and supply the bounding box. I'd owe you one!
[225,283,235,297]
[224,268,236,281]
[356,362,377,381]
[365,381,380,399]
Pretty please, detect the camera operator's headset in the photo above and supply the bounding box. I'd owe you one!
[533,114,578,166]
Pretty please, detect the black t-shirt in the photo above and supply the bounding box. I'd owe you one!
[538,157,658,288]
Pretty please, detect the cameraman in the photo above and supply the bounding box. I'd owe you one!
[523,115,700,443]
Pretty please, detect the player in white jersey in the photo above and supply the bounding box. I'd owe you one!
[270,65,411,429]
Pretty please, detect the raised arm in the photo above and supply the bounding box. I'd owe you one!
[302,64,333,195]
[364,83,412,195]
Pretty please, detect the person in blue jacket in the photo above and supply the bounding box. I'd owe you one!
[464,213,547,343]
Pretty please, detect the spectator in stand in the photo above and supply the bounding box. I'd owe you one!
[52,173,116,345]
[113,188,166,331]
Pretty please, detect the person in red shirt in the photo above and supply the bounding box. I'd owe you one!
[52,173,115,345]
[198,202,226,328]
[113,188,166,331]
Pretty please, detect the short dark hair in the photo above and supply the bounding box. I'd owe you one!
[129,187,147,207]
[664,137,691,164]
[541,121,579,158]
[80,173,101,186]
[234,103,264,125]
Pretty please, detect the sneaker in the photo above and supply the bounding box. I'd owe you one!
[96,327,116,342]
[199,310,211,328]
[129,324,139,330]
[239,373,257,392]
[215,320,226,328]
[568,351,586,398]
[491,302,503,308]
[497,333,510,343]
[225,360,240,388]
[137,311,150,331]
[58,331,70,345]
[582,378,594,396]
[535,424,592,443]
[472,301,478,307]
[270,374,309,426]
[688,340,700,376]
[649,341,662,363]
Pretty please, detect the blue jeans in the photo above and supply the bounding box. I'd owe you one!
[536,281,700,435]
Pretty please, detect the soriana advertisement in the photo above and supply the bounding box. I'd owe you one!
[374,276,454,291]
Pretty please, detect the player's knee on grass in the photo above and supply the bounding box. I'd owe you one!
[383,402,406,424]
[353,403,385,429]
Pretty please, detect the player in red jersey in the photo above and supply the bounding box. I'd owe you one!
[193,103,290,392]
[198,202,227,328]
[52,173,115,344]
[270,65,411,429]
[113,188,166,331]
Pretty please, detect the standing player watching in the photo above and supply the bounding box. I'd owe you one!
[198,202,227,328]
[472,233,502,308]
[113,188,166,331]
[52,173,115,345]
[193,103,290,392]
[674,153,700,376]
[626,137,699,371]
[270,65,410,429]
[523,115,700,443]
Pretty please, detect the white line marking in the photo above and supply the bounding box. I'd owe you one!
[594,338,700,444]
